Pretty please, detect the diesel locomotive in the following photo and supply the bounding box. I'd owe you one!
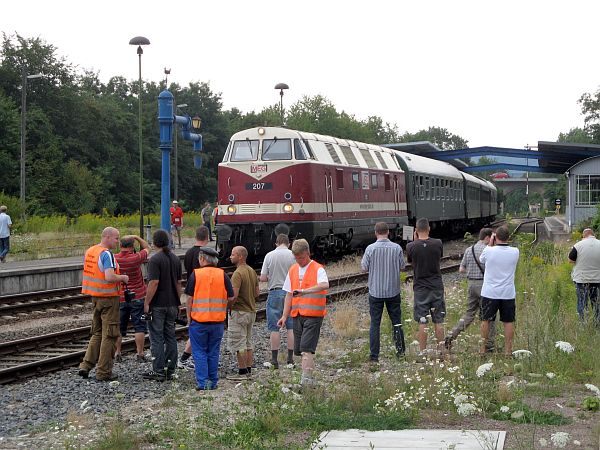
[215,127,496,262]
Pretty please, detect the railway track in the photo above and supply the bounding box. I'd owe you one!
[0,255,463,318]
[0,258,462,384]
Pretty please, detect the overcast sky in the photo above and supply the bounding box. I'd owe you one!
[3,1,599,148]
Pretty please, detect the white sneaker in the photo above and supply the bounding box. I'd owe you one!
[177,358,195,370]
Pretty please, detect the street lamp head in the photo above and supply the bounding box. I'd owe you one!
[274,83,289,90]
[176,103,188,109]
[129,36,150,55]
[192,115,202,131]
[164,67,171,75]
[27,73,43,79]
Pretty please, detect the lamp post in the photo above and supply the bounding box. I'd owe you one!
[20,69,43,219]
[173,103,188,200]
[274,83,289,125]
[129,36,150,236]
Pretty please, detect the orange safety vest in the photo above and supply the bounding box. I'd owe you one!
[191,267,228,322]
[81,244,121,297]
[289,261,328,317]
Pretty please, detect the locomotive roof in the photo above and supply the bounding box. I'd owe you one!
[393,150,464,179]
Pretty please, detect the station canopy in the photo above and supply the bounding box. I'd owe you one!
[384,141,600,174]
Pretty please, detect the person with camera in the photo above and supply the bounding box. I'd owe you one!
[143,229,183,381]
[79,227,129,382]
[406,218,445,358]
[479,225,520,356]
[184,246,234,391]
[445,227,497,352]
[114,235,150,362]
[278,239,329,387]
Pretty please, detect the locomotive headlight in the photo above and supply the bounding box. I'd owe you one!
[283,203,294,213]
[227,205,237,215]
[258,127,265,136]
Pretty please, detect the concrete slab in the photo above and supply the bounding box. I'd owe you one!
[312,429,505,449]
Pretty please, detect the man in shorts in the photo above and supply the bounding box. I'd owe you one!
[480,225,519,356]
[278,239,329,387]
[114,235,151,362]
[406,218,445,356]
[227,246,259,381]
[260,234,296,368]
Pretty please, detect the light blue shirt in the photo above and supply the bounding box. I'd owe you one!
[361,238,405,298]
[0,213,12,238]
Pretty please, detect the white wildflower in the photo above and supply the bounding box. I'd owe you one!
[476,362,493,377]
[585,383,600,397]
[281,403,289,410]
[500,406,509,413]
[286,363,294,369]
[546,372,556,379]
[108,380,120,388]
[456,402,477,417]
[573,440,581,446]
[512,349,532,359]
[453,394,468,406]
[281,386,290,394]
[419,317,427,324]
[538,438,548,447]
[263,361,272,368]
[555,341,574,353]
[550,431,570,448]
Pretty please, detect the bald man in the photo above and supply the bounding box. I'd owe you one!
[569,228,600,324]
[227,246,259,381]
[79,227,129,381]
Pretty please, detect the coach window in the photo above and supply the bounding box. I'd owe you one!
[384,173,391,191]
[294,139,307,160]
[419,175,424,199]
[425,177,430,200]
[435,178,440,199]
[336,169,344,189]
[371,173,378,189]
[231,140,259,161]
[352,172,360,189]
[262,139,292,161]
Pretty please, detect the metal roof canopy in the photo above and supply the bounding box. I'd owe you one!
[385,141,600,174]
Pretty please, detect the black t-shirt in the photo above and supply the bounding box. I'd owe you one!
[147,250,182,307]
[184,245,203,276]
[406,237,444,291]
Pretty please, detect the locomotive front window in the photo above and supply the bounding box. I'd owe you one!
[262,139,292,160]
[231,140,259,161]
[294,139,307,160]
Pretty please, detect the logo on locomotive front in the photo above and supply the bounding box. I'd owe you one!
[251,164,268,173]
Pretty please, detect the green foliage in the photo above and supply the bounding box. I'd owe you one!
[491,401,571,425]
[583,396,600,411]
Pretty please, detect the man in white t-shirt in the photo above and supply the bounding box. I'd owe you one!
[278,239,329,386]
[568,228,600,323]
[479,225,519,356]
[260,234,296,368]
[0,205,12,263]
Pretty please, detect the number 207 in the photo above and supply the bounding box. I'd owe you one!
[252,183,265,190]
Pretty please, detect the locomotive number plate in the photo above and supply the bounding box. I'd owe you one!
[246,182,273,190]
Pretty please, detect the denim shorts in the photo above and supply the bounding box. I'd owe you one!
[266,289,292,331]
[119,299,147,335]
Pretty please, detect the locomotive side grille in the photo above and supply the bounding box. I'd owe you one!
[260,204,277,213]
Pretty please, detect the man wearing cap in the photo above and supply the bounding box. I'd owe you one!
[170,200,184,248]
[184,246,234,391]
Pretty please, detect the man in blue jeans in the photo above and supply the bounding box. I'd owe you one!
[185,246,234,391]
[260,234,296,368]
[143,229,183,381]
[361,222,406,363]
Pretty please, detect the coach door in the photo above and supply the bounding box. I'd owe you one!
[324,170,334,217]
[392,175,401,214]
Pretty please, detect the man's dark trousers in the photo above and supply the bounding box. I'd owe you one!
[369,294,405,360]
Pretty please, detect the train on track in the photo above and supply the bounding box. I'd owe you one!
[215,127,497,262]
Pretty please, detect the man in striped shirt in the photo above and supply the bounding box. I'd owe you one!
[361,222,406,363]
